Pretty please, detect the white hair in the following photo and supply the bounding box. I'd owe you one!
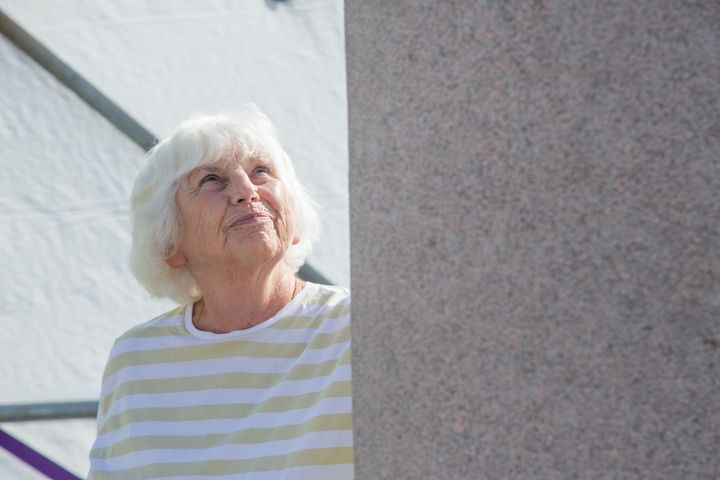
[129,108,320,305]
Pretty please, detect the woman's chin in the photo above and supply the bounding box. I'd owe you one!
[227,233,285,261]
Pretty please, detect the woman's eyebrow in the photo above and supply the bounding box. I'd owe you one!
[188,165,222,179]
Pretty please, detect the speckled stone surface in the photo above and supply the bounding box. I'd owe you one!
[347,1,720,478]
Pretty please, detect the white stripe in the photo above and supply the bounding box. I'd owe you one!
[109,313,350,358]
[92,430,353,471]
[102,340,350,396]
[102,364,351,422]
[93,396,352,449]
[153,463,354,480]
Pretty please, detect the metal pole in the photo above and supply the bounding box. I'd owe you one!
[298,263,332,285]
[0,401,98,422]
[0,9,158,151]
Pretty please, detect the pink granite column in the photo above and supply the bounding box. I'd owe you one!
[347,1,720,478]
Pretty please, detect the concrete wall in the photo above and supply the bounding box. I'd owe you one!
[347,2,719,478]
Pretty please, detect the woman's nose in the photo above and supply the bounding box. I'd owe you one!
[228,171,260,205]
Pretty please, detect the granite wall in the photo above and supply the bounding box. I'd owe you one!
[347,1,720,478]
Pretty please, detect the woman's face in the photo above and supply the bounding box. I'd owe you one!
[166,151,298,272]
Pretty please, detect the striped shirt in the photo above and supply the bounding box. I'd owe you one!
[89,283,352,480]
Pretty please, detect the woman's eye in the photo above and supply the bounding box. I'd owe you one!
[199,174,221,185]
[253,166,271,176]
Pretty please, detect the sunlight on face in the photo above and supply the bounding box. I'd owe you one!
[167,153,298,272]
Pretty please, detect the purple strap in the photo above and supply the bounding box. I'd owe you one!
[0,428,80,480]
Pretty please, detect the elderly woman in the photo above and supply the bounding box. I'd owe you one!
[89,109,352,479]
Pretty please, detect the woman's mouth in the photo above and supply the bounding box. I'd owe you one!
[230,212,272,227]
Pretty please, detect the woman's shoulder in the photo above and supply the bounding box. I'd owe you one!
[113,304,188,344]
[300,282,350,307]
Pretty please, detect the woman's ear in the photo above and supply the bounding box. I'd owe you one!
[165,248,187,269]
[292,233,300,245]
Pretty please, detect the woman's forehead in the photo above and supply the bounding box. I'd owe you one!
[202,149,273,169]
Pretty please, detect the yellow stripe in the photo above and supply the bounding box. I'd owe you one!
[119,324,189,339]
[300,289,347,306]
[92,447,353,480]
[91,413,352,458]
[103,325,350,379]
[99,381,351,435]
[101,347,351,416]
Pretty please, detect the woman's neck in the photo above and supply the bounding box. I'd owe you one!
[191,264,303,333]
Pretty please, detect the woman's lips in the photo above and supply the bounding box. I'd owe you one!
[230,212,272,227]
